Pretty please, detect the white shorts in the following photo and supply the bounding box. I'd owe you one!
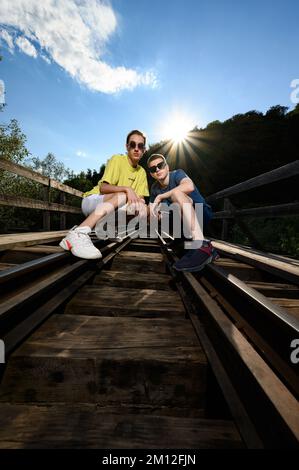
[81,194,105,217]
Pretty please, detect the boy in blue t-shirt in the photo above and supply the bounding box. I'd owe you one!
[148,153,217,272]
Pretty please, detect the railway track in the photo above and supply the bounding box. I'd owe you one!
[0,233,298,449]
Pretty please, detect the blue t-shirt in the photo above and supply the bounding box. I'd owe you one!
[150,169,212,225]
[149,169,206,205]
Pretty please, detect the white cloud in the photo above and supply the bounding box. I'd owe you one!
[41,54,51,64]
[0,29,14,53]
[15,36,37,57]
[0,0,158,93]
[76,150,88,158]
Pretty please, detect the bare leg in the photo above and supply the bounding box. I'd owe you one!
[170,190,203,241]
[78,192,127,230]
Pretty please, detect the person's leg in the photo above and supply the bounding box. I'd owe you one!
[60,193,127,259]
[80,193,127,229]
[170,190,203,243]
[169,189,215,272]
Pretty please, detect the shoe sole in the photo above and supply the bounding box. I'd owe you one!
[59,239,102,259]
[173,255,213,272]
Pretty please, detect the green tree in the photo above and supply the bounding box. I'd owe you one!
[0,118,30,163]
[29,153,72,181]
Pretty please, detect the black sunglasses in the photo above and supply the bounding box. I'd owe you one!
[128,141,145,150]
[149,161,166,173]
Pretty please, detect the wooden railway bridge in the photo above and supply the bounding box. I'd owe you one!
[0,159,298,449]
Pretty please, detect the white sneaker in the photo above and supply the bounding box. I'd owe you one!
[59,226,102,259]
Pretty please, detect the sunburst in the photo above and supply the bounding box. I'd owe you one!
[161,112,194,143]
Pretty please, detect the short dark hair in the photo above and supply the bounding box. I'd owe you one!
[126,129,147,146]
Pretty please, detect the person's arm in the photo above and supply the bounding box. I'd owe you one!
[100,181,140,204]
[155,177,194,202]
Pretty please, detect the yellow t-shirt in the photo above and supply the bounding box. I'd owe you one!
[83,154,149,198]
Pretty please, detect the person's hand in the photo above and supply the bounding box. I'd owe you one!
[150,195,163,218]
[127,199,146,216]
[125,188,139,205]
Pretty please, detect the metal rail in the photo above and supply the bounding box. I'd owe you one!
[157,234,299,448]
[0,236,132,357]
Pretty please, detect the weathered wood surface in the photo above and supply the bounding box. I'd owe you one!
[183,271,299,444]
[0,231,68,251]
[94,270,174,290]
[0,262,85,318]
[247,281,299,298]
[212,240,299,281]
[0,404,242,449]
[0,314,207,407]
[65,285,184,317]
[206,160,299,202]
[214,258,264,281]
[213,201,299,219]
[0,262,17,271]
[13,245,64,254]
[269,298,299,318]
[111,250,165,273]
[0,241,247,448]
[0,194,82,214]
[128,239,162,253]
[0,158,83,197]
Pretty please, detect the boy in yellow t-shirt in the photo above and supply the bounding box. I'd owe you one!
[60,130,149,259]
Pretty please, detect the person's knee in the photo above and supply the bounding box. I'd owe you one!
[138,204,148,219]
[111,192,127,207]
[171,189,191,204]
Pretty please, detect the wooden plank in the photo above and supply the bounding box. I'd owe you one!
[112,251,165,274]
[214,258,264,281]
[199,277,299,403]
[65,285,184,317]
[0,314,207,407]
[94,270,174,290]
[0,263,17,271]
[0,230,68,251]
[0,194,82,213]
[0,404,242,449]
[42,186,51,231]
[212,240,299,284]
[128,242,161,253]
[60,193,66,229]
[0,261,86,319]
[206,160,299,202]
[213,202,299,219]
[0,158,50,185]
[0,158,83,197]
[183,271,299,444]
[3,270,95,356]
[168,273,263,449]
[118,251,164,262]
[129,238,160,244]
[247,281,299,298]
[221,198,230,240]
[13,245,64,254]
[269,298,299,318]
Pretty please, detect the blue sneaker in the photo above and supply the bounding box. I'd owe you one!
[211,246,220,261]
[173,243,214,272]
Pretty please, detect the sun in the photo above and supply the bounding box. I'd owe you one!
[162,112,194,143]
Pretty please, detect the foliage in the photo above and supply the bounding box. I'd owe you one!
[28,153,72,182]
[0,118,30,163]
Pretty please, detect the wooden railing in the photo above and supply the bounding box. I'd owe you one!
[206,160,299,250]
[0,158,83,230]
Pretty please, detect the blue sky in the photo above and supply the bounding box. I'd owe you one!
[0,0,298,173]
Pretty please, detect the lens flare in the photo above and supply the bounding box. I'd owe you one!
[162,112,194,143]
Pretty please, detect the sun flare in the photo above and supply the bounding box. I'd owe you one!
[162,112,194,143]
